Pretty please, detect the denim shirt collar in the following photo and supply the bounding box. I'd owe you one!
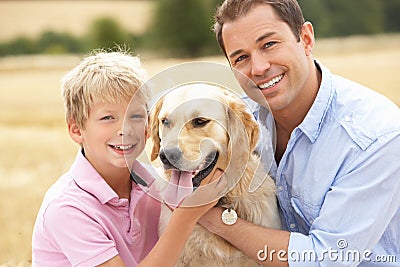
[250,60,335,144]
[297,60,335,143]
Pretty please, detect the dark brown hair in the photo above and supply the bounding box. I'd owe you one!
[213,0,305,57]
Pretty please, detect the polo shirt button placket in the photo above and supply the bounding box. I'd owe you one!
[129,220,141,244]
[119,203,130,233]
[126,215,131,233]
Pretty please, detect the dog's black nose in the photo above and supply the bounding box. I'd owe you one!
[159,147,182,167]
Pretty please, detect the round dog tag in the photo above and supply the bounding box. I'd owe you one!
[221,208,238,225]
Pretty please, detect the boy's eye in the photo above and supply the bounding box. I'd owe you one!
[101,115,114,120]
[131,114,144,119]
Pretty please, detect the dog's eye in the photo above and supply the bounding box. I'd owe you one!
[192,117,210,128]
[161,118,170,126]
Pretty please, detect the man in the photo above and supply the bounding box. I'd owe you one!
[199,0,400,266]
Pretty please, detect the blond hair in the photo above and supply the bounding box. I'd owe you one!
[61,49,151,128]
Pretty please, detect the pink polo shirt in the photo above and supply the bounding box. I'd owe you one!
[32,151,161,266]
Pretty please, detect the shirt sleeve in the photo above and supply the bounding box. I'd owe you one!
[42,201,119,267]
[288,134,400,267]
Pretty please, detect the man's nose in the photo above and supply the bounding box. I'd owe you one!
[250,52,271,77]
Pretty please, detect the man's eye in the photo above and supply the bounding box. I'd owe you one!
[235,55,248,63]
[264,41,277,49]
[192,117,210,128]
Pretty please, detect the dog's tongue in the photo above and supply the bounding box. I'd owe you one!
[171,170,193,191]
[164,170,193,208]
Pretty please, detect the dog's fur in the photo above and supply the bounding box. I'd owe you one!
[149,83,281,267]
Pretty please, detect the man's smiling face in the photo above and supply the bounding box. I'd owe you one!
[222,4,315,113]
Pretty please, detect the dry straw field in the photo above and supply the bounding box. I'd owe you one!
[1,33,399,266]
[1,2,398,267]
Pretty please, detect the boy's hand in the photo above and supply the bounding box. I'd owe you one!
[162,171,194,209]
[163,169,226,211]
[175,169,227,221]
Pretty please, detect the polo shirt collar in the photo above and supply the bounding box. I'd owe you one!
[130,160,156,188]
[69,150,157,205]
[298,60,335,143]
[70,150,119,204]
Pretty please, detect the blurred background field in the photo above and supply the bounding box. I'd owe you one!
[1,1,399,266]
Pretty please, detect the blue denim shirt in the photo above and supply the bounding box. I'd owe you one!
[246,61,400,266]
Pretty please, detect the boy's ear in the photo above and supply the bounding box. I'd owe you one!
[149,98,163,162]
[68,118,83,145]
[145,118,150,139]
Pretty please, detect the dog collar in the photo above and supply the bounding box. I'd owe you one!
[221,207,238,225]
[130,171,148,187]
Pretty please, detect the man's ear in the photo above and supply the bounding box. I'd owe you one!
[301,22,315,56]
[68,118,83,145]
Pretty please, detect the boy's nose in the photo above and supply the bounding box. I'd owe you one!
[118,122,134,136]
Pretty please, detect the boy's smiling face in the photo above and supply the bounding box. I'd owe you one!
[69,96,148,176]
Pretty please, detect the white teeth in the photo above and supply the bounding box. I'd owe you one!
[192,169,200,178]
[258,74,283,89]
[112,145,133,150]
[190,159,206,178]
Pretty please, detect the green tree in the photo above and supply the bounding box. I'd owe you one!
[299,0,384,37]
[0,36,37,56]
[326,0,383,36]
[298,0,331,37]
[86,17,134,51]
[147,0,218,57]
[37,31,83,54]
[383,0,400,32]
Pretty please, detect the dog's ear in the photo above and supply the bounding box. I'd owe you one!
[149,97,163,162]
[226,96,260,153]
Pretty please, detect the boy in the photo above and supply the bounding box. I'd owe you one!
[32,50,224,266]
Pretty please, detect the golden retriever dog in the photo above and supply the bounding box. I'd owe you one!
[149,83,281,267]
